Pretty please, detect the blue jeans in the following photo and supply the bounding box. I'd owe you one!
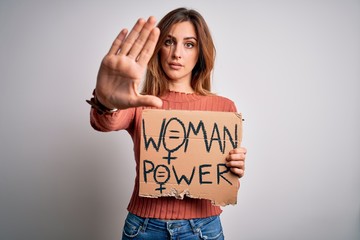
[122,212,224,240]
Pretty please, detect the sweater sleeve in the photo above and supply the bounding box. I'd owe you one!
[88,90,136,132]
[229,100,237,112]
[217,95,238,112]
[90,107,135,132]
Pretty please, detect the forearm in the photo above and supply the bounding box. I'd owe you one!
[90,107,135,132]
[87,88,136,132]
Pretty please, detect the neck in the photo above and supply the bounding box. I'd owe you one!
[168,82,194,94]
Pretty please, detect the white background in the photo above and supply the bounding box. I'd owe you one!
[0,0,359,239]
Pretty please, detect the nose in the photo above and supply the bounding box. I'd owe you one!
[172,44,182,59]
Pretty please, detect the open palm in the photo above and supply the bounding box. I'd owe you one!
[95,16,163,110]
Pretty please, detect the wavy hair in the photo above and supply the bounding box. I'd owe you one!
[141,8,216,96]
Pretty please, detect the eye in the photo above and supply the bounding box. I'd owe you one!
[185,42,195,49]
[184,42,196,49]
[164,39,174,46]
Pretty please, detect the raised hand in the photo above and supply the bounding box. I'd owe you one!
[95,16,163,110]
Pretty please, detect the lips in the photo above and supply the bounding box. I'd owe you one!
[168,62,183,70]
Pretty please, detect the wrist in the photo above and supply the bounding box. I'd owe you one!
[86,91,118,115]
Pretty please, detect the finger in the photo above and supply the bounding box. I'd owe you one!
[128,82,163,108]
[230,147,247,153]
[230,168,245,178]
[226,152,246,162]
[108,29,128,55]
[136,27,160,66]
[226,160,245,169]
[229,147,247,155]
[127,16,158,59]
[117,18,146,55]
[120,17,156,57]
[133,95,163,108]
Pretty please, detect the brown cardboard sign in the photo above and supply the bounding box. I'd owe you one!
[139,109,243,206]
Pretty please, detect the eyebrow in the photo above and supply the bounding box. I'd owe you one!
[167,35,198,41]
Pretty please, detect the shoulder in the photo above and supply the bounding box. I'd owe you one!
[210,94,235,103]
[202,94,238,112]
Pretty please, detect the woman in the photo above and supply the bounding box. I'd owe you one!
[88,7,247,239]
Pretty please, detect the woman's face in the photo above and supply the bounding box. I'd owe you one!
[160,21,199,85]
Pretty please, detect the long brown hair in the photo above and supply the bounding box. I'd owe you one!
[141,8,216,96]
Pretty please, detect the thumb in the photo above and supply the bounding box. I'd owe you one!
[135,94,163,108]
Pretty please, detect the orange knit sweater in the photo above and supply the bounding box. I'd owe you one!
[90,91,238,219]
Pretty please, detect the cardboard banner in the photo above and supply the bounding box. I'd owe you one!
[139,109,243,206]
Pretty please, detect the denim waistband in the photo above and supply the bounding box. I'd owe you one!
[126,212,221,235]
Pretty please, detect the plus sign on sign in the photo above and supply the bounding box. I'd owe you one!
[139,109,243,206]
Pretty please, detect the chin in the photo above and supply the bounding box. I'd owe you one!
[165,74,181,81]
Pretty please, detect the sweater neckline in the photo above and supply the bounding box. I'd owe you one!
[160,90,202,103]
